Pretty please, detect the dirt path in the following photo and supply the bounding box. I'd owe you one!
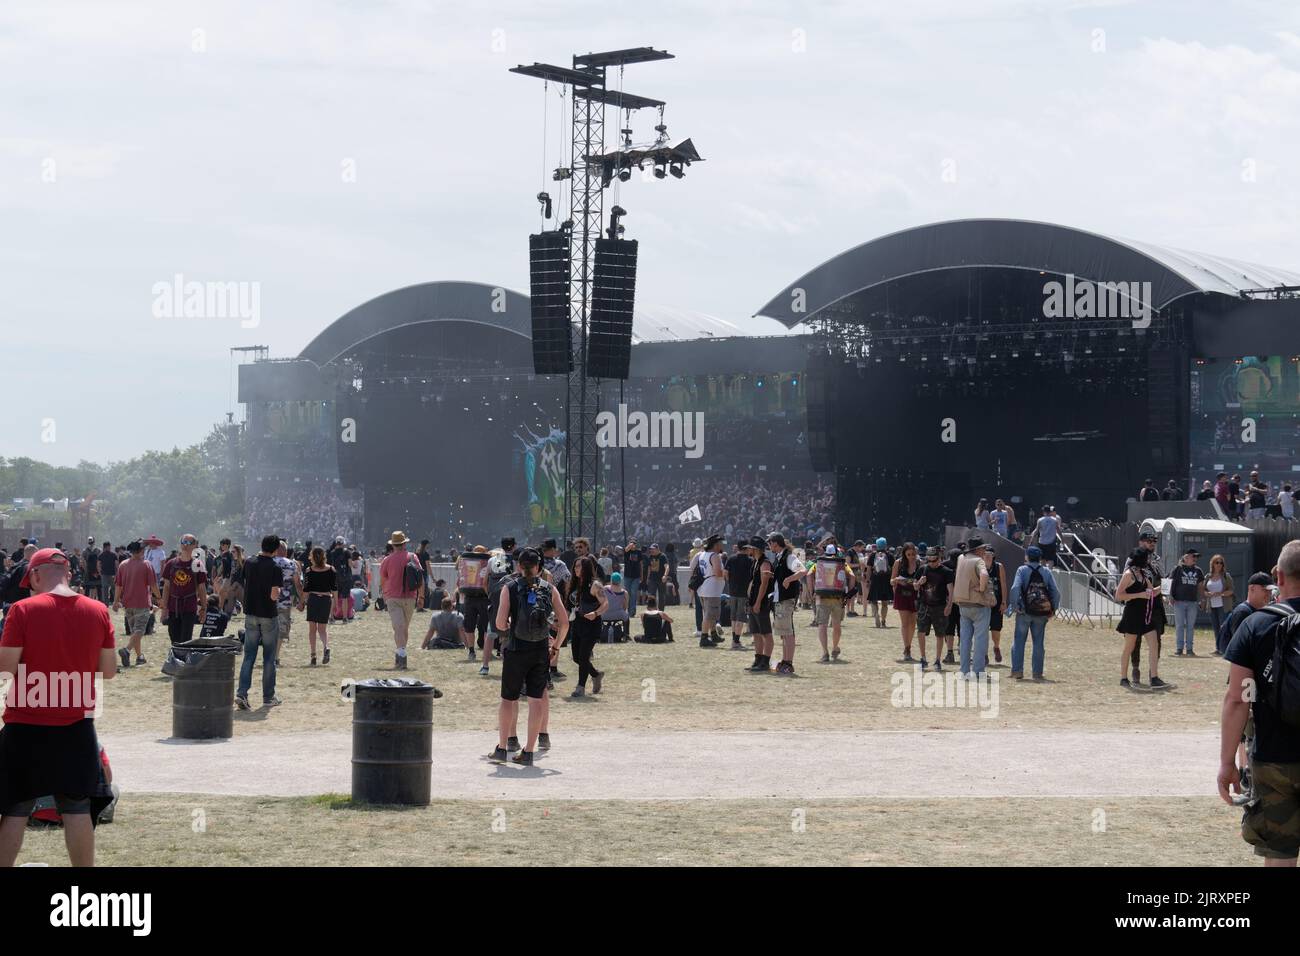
[101,729,1218,801]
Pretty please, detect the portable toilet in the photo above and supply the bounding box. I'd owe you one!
[1161,518,1253,622]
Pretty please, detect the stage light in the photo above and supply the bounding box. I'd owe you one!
[653,165,666,179]
[618,167,631,182]
[670,162,684,178]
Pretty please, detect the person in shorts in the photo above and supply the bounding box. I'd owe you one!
[460,546,493,661]
[1220,539,1300,865]
[112,540,161,669]
[488,548,568,767]
[914,546,954,671]
[274,540,301,666]
[813,543,855,663]
[0,548,117,866]
[160,534,208,644]
[745,537,775,672]
[379,531,423,670]
[766,533,806,676]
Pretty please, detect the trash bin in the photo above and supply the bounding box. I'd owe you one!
[350,678,435,806]
[168,637,241,740]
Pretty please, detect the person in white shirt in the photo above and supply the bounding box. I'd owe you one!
[1280,484,1295,521]
[695,534,728,648]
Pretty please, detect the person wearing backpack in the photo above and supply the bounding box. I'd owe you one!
[379,531,424,670]
[488,548,568,767]
[1006,546,1060,681]
[1219,540,1300,865]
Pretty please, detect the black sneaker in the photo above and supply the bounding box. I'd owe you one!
[487,746,508,764]
[395,654,407,670]
[1149,676,1171,690]
[538,733,551,751]
[944,651,956,665]
[322,648,331,665]
[1120,678,1132,689]
[994,648,1003,664]
[235,695,251,710]
[118,648,130,669]
[135,656,147,666]
[902,653,915,663]
[507,736,520,752]
[310,656,317,667]
[591,670,603,695]
[551,669,567,680]
[699,637,714,648]
[918,658,928,670]
[512,750,534,767]
[1131,667,1141,684]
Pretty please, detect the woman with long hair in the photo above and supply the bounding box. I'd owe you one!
[1115,548,1169,690]
[891,542,920,661]
[974,499,991,531]
[569,555,609,698]
[303,546,337,666]
[1202,554,1235,655]
[226,544,245,616]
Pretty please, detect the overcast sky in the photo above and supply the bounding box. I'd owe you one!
[3,0,1299,466]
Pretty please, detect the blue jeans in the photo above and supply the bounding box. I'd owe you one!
[1172,600,1197,652]
[238,614,279,702]
[958,605,991,675]
[1011,613,1048,676]
[625,578,641,615]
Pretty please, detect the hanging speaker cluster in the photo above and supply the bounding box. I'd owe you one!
[587,238,638,379]
[529,231,572,375]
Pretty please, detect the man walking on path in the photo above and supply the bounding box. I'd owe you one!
[380,531,424,670]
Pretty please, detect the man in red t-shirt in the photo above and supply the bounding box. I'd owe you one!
[113,540,162,668]
[0,547,117,866]
[161,534,208,644]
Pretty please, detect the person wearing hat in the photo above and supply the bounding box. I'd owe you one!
[645,543,670,611]
[143,536,167,580]
[1006,545,1060,680]
[915,546,956,671]
[1128,530,1166,683]
[1115,548,1169,690]
[112,540,162,668]
[693,534,727,648]
[812,543,855,664]
[1169,549,1205,656]
[81,537,101,604]
[953,537,994,679]
[766,532,807,676]
[1216,571,1275,657]
[0,547,117,866]
[379,531,424,670]
[744,537,775,672]
[160,534,208,645]
[867,537,894,628]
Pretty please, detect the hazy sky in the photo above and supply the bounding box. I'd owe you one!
[3,0,1299,466]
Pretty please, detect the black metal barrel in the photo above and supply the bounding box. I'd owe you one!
[171,640,239,739]
[351,678,435,805]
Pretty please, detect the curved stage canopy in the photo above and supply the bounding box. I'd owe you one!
[754,218,1300,327]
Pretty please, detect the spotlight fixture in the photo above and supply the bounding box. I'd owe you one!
[669,161,684,179]
[618,167,631,182]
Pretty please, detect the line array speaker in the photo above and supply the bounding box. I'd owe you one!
[587,238,638,379]
[529,231,572,374]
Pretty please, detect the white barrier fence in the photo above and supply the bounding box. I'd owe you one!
[1052,568,1121,623]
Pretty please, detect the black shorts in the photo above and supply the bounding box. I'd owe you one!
[749,604,773,635]
[462,595,490,638]
[916,602,950,637]
[500,639,549,701]
[989,607,1004,632]
[1039,541,1058,563]
[0,719,100,814]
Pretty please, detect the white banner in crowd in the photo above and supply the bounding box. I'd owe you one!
[678,504,702,524]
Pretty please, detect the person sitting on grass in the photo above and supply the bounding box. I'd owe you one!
[601,572,630,642]
[637,596,674,643]
[423,598,465,650]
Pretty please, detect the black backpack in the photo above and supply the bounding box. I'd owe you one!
[403,556,423,593]
[1,562,27,604]
[510,577,553,643]
[1255,603,1300,730]
[1023,566,1054,616]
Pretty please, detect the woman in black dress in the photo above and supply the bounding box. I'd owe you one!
[303,547,337,666]
[1115,548,1168,690]
[569,555,608,698]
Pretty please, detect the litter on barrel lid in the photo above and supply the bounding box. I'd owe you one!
[356,678,433,690]
[161,636,242,677]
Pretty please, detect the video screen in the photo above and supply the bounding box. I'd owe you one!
[1189,356,1300,474]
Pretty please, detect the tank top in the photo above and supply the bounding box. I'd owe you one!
[748,559,773,611]
[697,552,725,599]
[577,580,600,615]
[602,586,629,621]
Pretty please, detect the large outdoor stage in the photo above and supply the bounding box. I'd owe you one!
[237,219,1300,547]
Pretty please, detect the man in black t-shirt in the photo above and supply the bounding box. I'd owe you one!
[1247,471,1269,520]
[914,546,954,671]
[1138,479,1160,502]
[1221,540,1300,864]
[97,543,118,606]
[724,541,754,651]
[622,542,644,615]
[82,539,100,601]
[644,544,670,610]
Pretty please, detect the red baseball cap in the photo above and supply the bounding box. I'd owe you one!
[20,547,70,589]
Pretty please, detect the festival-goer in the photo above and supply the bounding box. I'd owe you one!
[422,597,465,650]
[0,548,117,866]
[767,532,806,677]
[274,540,301,665]
[915,546,953,671]
[568,555,608,697]
[1129,529,1165,683]
[954,537,993,679]
[694,534,727,648]
[1005,546,1059,680]
[637,596,674,643]
[745,537,774,672]
[303,546,336,666]
[379,531,423,670]
[724,540,753,651]
[867,538,893,628]
[891,543,920,661]
[112,540,161,668]
[236,535,283,710]
[160,534,208,644]
[1219,541,1300,865]
[488,548,567,767]
[984,545,1008,665]
[1217,572,1274,656]
[482,538,517,678]
[813,543,854,663]
[1033,506,1062,565]
[1202,554,1234,655]
[1170,549,1205,656]
[1115,548,1169,690]
[622,540,643,615]
[600,572,630,643]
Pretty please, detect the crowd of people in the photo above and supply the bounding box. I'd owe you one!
[244,478,362,545]
[5,510,1300,868]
